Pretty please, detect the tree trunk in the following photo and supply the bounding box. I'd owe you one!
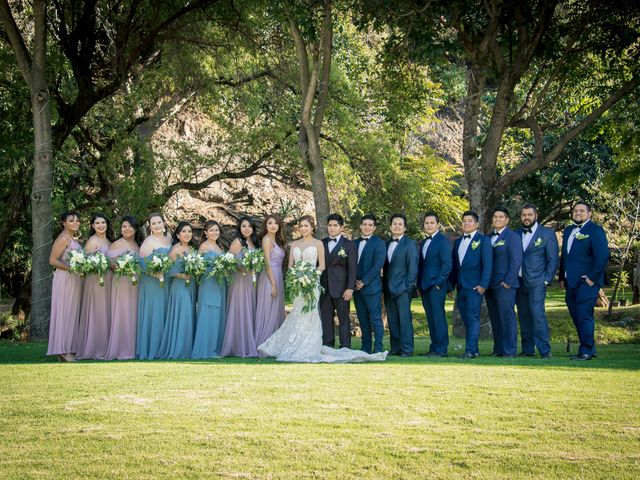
[306,136,331,237]
[633,249,640,305]
[28,0,54,340]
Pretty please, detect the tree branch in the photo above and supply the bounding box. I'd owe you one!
[0,0,33,85]
[313,0,332,138]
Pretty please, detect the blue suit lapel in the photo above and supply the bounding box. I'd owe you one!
[461,232,481,266]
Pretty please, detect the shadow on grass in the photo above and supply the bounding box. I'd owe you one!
[1,339,638,370]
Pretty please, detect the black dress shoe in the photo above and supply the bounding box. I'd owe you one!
[570,354,594,361]
[502,354,516,358]
[462,352,478,359]
[518,352,535,357]
[428,352,448,357]
[490,353,503,357]
[540,353,552,359]
[400,352,412,357]
[388,351,401,356]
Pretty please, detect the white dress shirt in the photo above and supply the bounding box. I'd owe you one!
[358,236,370,261]
[328,236,340,253]
[458,230,477,265]
[491,227,506,245]
[387,235,403,262]
[567,219,589,253]
[422,230,438,259]
[519,222,539,277]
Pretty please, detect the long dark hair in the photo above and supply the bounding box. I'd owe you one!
[119,215,144,246]
[173,221,194,246]
[203,219,224,249]
[259,214,286,248]
[89,212,114,242]
[236,216,258,248]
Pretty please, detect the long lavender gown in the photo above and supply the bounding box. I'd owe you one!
[192,250,227,359]
[74,244,112,360]
[220,249,258,357]
[254,242,285,349]
[105,248,138,360]
[47,237,83,356]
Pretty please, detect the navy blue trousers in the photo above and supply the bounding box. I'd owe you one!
[421,286,448,354]
[486,286,518,356]
[516,284,550,355]
[456,288,483,355]
[565,283,598,356]
[354,292,384,353]
[385,291,414,355]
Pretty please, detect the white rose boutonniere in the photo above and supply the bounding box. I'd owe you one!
[471,240,481,250]
[337,247,347,258]
[493,240,506,247]
[575,233,590,240]
[534,237,543,247]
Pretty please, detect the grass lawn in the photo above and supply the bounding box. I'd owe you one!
[1,340,639,479]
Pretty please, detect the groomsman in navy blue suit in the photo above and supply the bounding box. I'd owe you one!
[354,214,387,353]
[383,213,419,357]
[486,208,523,357]
[515,204,559,358]
[450,211,492,358]
[559,202,609,360]
[417,212,452,356]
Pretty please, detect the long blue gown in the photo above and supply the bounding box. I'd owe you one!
[158,257,197,359]
[192,250,227,359]
[136,247,171,359]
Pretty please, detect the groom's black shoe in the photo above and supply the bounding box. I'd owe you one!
[388,351,402,356]
[570,353,594,361]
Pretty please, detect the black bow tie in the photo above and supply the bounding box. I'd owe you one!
[572,223,583,229]
[329,237,338,241]
[463,234,471,239]
[360,237,369,242]
[391,238,400,242]
[491,230,499,236]
[523,228,532,234]
[424,235,432,240]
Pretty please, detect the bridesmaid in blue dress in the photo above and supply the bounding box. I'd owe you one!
[192,220,227,359]
[158,221,197,359]
[221,216,259,357]
[254,214,287,349]
[137,212,172,359]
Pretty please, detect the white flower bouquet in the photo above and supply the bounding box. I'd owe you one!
[85,251,110,287]
[147,253,173,287]
[208,252,238,285]
[241,247,265,286]
[183,251,207,287]
[286,260,322,313]
[113,251,141,286]
[67,250,88,277]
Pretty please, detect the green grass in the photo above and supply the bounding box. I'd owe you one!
[1,340,639,479]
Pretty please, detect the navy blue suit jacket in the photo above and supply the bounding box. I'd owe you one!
[383,236,419,298]
[355,235,386,296]
[450,232,492,290]
[489,227,522,289]
[559,220,608,288]
[417,231,452,291]
[515,224,559,288]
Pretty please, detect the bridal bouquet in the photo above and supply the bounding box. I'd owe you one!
[208,252,238,286]
[147,253,173,287]
[183,251,207,287]
[85,251,110,287]
[67,250,88,277]
[113,251,141,286]
[241,248,265,286]
[286,260,322,313]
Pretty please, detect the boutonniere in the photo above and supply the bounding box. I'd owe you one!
[493,240,505,247]
[534,237,543,247]
[337,247,347,258]
[471,240,481,250]
[575,233,590,240]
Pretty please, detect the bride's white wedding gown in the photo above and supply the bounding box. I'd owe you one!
[258,246,388,363]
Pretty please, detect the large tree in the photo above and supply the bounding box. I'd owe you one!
[358,0,640,228]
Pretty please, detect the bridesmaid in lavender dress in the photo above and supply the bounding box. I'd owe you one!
[254,214,286,350]
[47,211,83,362]
[221,216,259,357]
[106,216,143,360]
[192,220,227,359]
[137,212,173,359]
[74,213,113,360]
[158,221,197,359]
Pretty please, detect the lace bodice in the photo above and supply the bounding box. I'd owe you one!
[292,245,318,266]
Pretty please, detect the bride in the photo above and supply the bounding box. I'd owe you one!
[258,215,387,363]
